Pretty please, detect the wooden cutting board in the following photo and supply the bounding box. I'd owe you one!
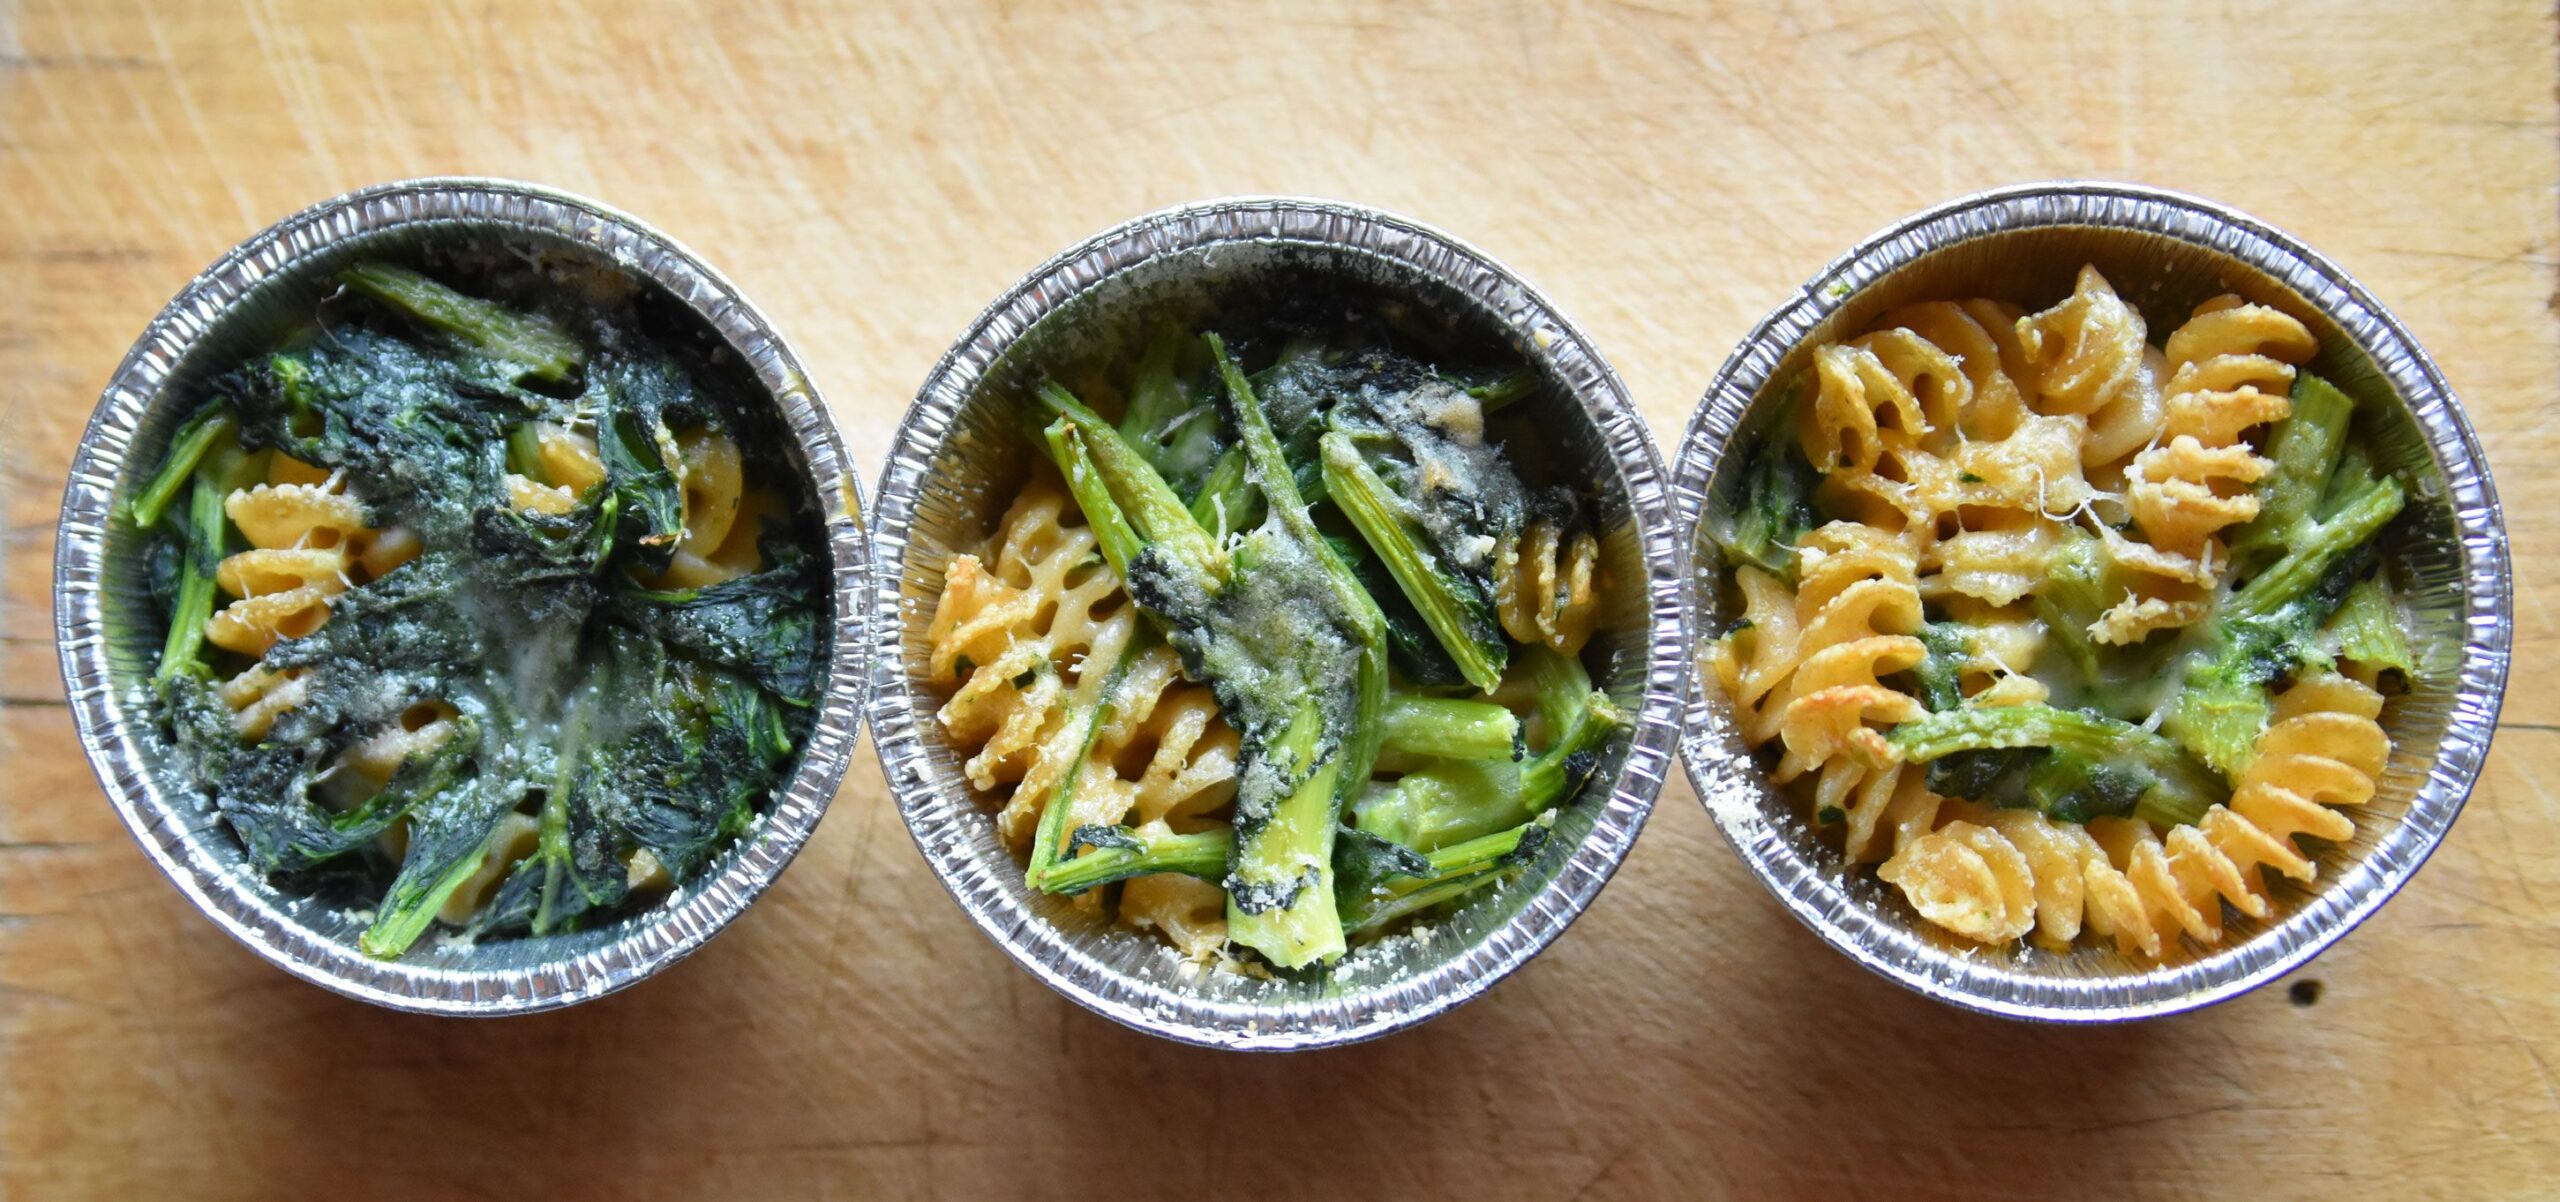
[4,2,2555,1197]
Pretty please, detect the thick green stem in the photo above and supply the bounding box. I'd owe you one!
[129,407,233,529]
[2229,372,2354,575]
[1224,701,1348,969]
[1321,432,1507,692]
[1380,693,1520,761]
[1886,704,2224,827]
[1038,825,1234,895]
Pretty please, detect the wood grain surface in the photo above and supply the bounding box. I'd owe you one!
[4,2,2557,1198]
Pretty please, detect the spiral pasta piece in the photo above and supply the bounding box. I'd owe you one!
[205,460,383,657]
[1711,521,1936,863]
[1496,518,1600,656]
[1879,675,2388,959]
[2016,265,2164,473]
[2084,296,2316,645]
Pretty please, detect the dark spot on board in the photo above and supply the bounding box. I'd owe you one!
[2289,978,2324,1007]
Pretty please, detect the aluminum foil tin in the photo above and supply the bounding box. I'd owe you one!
[871,198,1689,1049]
[1674,182,2511,1021]
[54,178,869,1015]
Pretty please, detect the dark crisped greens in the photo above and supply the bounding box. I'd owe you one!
[998,314,1620,971]
[131,260,823,958]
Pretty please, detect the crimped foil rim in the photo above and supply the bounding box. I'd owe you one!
[52,177,870,1016]
[1671,181,2513,1021]
[870,197,1690,1050]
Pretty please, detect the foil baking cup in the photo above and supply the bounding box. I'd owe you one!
[1674,181,2511,1021]
[870,198,1689,1049]
[54,178,869,1015]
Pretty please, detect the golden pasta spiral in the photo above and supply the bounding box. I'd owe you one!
[1721,267,2397,963]
[1496,517,1600,656]
[1711,521,1936,863]
[206,455,420,658]
[2016,265,2165,472]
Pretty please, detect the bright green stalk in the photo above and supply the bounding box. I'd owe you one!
[2327,576,2414,679]
[2227,473,2404,624]
[2228,372,2354,575]
[1353,649,1623,851]
[1321,432,1508,692]
[1025,644,1141,889]
[156,479,227,683]
[128,406,233,529]
[1380,693,1520,761]
[1038,825,1234,896]
[1031,381,1225,581]
[1225,701,1350,968]
[1186,445,1262,537]
[1886,704,2224,827]
[1043,419,1147,580]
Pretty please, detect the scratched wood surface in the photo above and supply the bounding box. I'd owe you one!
[3,2,2556,1198]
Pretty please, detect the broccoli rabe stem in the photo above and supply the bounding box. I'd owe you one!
[2163,466,2404,775]
[2031,530,2108,686]
[1043,419,1148,580]
[1712,387,1817,582]
[1118,328,1190,447]
[128,406,234,529]
[1339,821,1547,934]
[1380,693,1521,761]
[2228,373,2354,575]
[152,430,264,682]
[1023,642,1140,889]
[1353,648,1623,851]
[1032,381,1227,583]
[1321,432,1508,692]
[156,479,227,683]
[339,262,584,387]
[1226,700,1351,966]
[359,777,518,959]
[506,421,550,484]
[1185,445,1262,538]
[1886,704,2224,827]
[1207,335,1383,637]
[2327,576,2414,679]
[1459,369,1541,415]
[1039,825,1235,895]
[2227,472,2405,625]
[1208,333,1386,969]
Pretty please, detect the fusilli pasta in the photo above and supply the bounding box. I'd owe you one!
[1718,265,2405,962]
[1496,516,1601,656]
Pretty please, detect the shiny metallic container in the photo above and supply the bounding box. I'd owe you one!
[870,198,1689,1049]
[1674,181,2511,1020]
[54,178,869,1015]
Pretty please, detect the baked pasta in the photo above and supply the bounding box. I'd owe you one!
[1710,265,2417,960]
[924,315,1623,972]
[125,260,825,959]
